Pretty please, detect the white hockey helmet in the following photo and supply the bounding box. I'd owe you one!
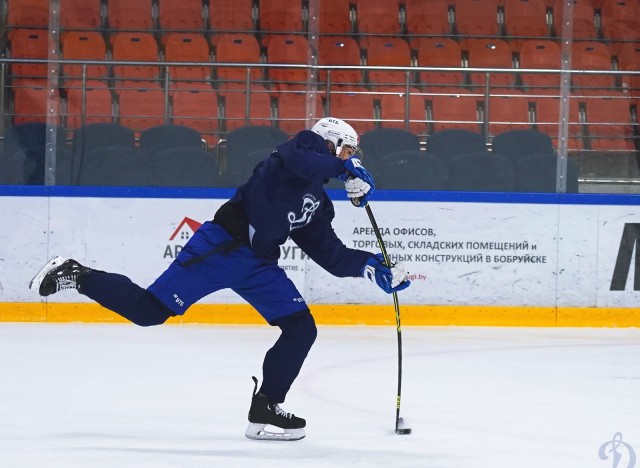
[311,117,359,156]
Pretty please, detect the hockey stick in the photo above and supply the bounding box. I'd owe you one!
[363,203,412,435]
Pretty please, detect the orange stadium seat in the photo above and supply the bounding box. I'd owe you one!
[467,39,515,89]
[7,0,49,33]
[379,91,427,135]
[600,0,640,53]
[12,82,49,124]
[571,42,615,92]
[534,95,583,149]
[165,33,211,88]
[429,93,481,132]
[503,0,550,51]
[355,0,402,48]
[119,88,166,133]
[405,0,452,49]
[107,0,154,33]
[453,0,500,50]
[327,88,376,134]
[61,31,108,86]
[158,0,205,40]
[66,83,114,129]
[617,43,640,96]
[215,33,262,89]
[484,93,532,136]
[221,85,273,130]
[366,37,412,89]
[267,35,310,91]
[583,95,634,150]
[259,0,304,46]
[112,33,161,91]
[276,92,324,135]
[209,0,255,39]
[60,0,102,32]
[9,29,48,83]
[617,43,640,71]
[319,0,353,35]
[519,40,562,91]
[552,0,597,39]
[417,38,464,90]
[318,36,362,86]
[172,88,220,146]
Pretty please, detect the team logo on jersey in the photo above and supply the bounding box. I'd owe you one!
[287,194,320,232]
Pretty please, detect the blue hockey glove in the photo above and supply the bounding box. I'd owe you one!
[337,158,375,207]
[337,157,374,185]
[361,254,411,294]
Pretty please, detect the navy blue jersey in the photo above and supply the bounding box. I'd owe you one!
[230,130,374,277]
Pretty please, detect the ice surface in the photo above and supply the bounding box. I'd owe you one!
[1,323,639,468]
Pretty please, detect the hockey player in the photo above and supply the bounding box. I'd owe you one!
[29,117,411,441]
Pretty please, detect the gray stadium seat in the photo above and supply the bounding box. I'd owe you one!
[221,126,288,186]
[146,148,220,187]
[377,150,447,190]
[3,123,66,158]
[220,148,272,187]
[72,123,136,184]
[491,129,555,160]
[359,128,421,180]
[139,124,204,156]
[514,152,579,193]
[224,125,288,159]
[8,146,73,185]
[77,147,147,186]
[446,151,516,192]
[0,152,10,184]
[426,129,487,161]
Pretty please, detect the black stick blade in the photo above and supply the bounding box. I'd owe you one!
[395,417,412,435]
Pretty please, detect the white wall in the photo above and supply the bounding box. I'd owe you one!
[2,195,639,307]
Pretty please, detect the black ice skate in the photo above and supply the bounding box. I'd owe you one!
[245,376,306,441]
[29,256,92,297]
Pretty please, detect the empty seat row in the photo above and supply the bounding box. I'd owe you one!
[9,30,640,97]
[8,81,638,149]
[5,0,638,44]
[0,123,295,187]
[358,127,579,192]
[6,0,240,35]
[0,122,216,185]
[0,123,579,192]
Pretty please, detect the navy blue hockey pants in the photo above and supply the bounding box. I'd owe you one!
[78,221,318,403]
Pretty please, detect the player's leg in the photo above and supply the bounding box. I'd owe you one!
[260,310,317,403]
[29,256,175,326]
[81,271,174,326]
[29,222,235,326]
[234,267,316,440]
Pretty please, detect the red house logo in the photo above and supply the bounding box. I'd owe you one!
[169,217,203,241]
[164,217,203,259]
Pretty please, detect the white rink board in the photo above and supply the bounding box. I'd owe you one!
[1,196,639,307]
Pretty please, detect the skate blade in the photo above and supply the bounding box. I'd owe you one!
[29,256,66,291]
[244,423,306,441]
